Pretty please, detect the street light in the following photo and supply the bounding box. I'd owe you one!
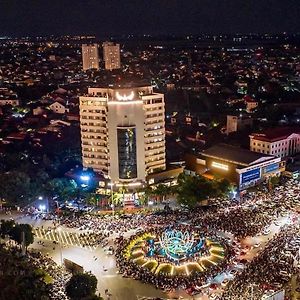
[80,175,90,182]
[57,226,63,265]
[39,204,46,212]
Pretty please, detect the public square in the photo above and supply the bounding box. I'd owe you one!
[2,178,300,300]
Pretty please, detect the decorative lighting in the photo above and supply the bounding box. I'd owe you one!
[159,230,195,261]
[211,161,229,171]
[116,91,135,101]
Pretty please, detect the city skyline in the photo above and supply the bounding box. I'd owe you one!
[0,0,299,37]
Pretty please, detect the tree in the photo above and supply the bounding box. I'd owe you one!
[44,178,78,202]
[0,219,16,238]
[175,174,215,209]
[65,273,98,300]
[11,223,34,250]
[216,178,231,196]
[0,171,37,205]
[269,176,280,189]
[137,186,154,205]
[153,184,170,202]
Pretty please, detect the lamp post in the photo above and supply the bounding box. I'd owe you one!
[109,181,114,213]
[57,226,63,265]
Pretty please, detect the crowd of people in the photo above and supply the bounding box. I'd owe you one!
[28,250,71,300]
[221,224,300,300]
[2,178,299,299]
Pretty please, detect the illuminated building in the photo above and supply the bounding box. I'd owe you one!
[250,127,300,158]
[185,144,285,190]
[82,44,99,71]
[102,42,120,70]
[79,85,166,186]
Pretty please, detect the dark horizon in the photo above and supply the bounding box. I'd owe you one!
[1,0,299,37]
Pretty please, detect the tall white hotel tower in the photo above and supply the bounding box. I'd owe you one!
[79,85,166,186]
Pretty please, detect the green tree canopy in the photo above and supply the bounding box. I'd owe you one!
[11,223,34,249]
[153,184,171,201]
[0,171,39,205]
[175,173,229,209]
[65,273,98,300]
[0,219,16,238]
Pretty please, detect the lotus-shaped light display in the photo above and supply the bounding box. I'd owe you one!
[159,229,195,260]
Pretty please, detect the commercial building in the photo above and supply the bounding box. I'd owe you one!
[226,115,253,135]
[186,144,284,190]
[79,85,166,187]
[102,42,121,70]
[250,127,300,158]
[82,44,99,71]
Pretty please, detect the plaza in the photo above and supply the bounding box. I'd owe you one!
[1,178,299,299]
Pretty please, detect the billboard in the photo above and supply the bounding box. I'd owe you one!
[241,168,261,184]
[264,163,279,174]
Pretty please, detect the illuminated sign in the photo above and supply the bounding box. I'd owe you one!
[211,161,229,171]
[116,91,134,101]
[264,163,279,174]
[241,168,260,184]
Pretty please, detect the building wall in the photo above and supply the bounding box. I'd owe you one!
[49,102,68,114]
[82,44,99,71]
[226,115,252,134]
[0,99,19,106]
[201,155,282,190]
[80,96,109,173]
[107,100,145,182]
[103,42,120,70]
[79,86,165,184]
[205,157,239,183]
[250,133,300,157]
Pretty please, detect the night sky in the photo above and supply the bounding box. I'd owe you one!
[0,0,299,37]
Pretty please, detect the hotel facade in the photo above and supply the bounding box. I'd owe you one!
[79,85,166,186]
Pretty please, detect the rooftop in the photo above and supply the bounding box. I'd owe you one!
[202,143,275,166]
[250,127,300,142]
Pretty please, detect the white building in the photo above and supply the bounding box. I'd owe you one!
[250,127,300,158]
[102,42,121,70]
[49,101,69,114]
[82,44,99,71]
[79,85,166,186]
[226,115,253,135]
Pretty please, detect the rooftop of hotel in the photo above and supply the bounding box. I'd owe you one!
[202,143,275,166]
[250,127,300,142]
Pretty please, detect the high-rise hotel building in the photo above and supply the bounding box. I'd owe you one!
[82,44,100,71]
[102,42,121,70]
[79,85,166,185]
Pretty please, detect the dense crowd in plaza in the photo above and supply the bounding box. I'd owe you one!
[57,179,299,297]
[1,179,299,299]
[28,250,71,300]
[221,224,300,300]
[0,243,70,300]
[55,180,297,237]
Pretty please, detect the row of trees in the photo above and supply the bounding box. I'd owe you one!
[139,173,231,209]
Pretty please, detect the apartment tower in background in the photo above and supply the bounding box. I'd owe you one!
[82,44,99,71]
[102,42,121,70]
